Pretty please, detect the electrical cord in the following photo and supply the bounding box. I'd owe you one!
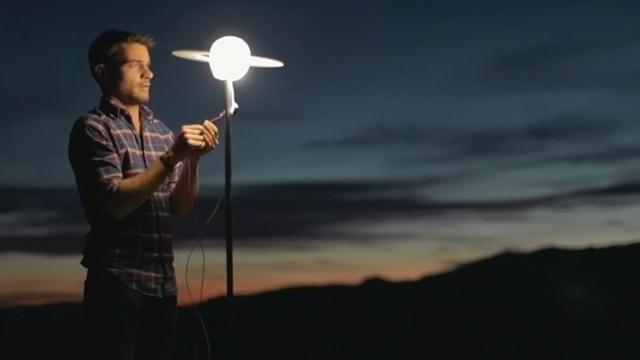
[185,186,223,360]
[184,117,226,360]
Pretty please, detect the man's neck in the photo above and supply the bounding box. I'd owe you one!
[108,96,141,130]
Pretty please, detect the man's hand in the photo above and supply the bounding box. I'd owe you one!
[164,120,219,167]
[193,119,220,156]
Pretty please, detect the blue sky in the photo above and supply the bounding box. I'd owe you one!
[3,0,639,192]
[2,0,640,305]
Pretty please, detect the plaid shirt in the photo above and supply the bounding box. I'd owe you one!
[68,97,183,297]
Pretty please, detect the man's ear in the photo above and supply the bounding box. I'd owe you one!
[94,64,106,80]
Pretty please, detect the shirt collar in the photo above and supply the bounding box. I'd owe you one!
[97,97,155,122]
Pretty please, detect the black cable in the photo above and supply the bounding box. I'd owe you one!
[185,117,226,360]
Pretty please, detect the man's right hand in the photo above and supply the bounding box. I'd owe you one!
[164,123,219,167]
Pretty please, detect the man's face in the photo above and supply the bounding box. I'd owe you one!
[109,42,154,105]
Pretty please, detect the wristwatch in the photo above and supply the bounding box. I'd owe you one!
[159,152,174,171]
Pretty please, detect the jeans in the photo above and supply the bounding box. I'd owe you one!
[83,269,177,360]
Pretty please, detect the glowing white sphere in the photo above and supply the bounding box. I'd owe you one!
[209,36,251,81]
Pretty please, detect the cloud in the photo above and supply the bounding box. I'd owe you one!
[532,146,640,166]
[3,179,640,254]
[176,179,640,249]
[303,123,432,150]
[429,114,618,163]
[480,30,640,93]
[312,112,620,167]
[570,181,640,198]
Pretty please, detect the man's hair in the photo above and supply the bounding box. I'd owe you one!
[88,29,155,83]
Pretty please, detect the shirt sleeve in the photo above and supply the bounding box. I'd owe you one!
[165,131,183,192]
[68,118,122,202]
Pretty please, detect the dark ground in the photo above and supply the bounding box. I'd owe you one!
[3,242,640,359]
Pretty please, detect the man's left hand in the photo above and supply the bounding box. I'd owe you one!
[191,119,219,157]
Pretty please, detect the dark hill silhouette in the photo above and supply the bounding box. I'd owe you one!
[3,242,640,359]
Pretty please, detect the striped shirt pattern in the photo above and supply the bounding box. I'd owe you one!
[69,97,183,297]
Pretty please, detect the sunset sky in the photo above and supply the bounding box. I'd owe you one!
[3,0,640,306]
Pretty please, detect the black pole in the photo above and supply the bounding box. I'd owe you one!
[223,80,234,299]
[223,79,236,358]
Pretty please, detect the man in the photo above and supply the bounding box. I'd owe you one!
[68,29,218,360]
